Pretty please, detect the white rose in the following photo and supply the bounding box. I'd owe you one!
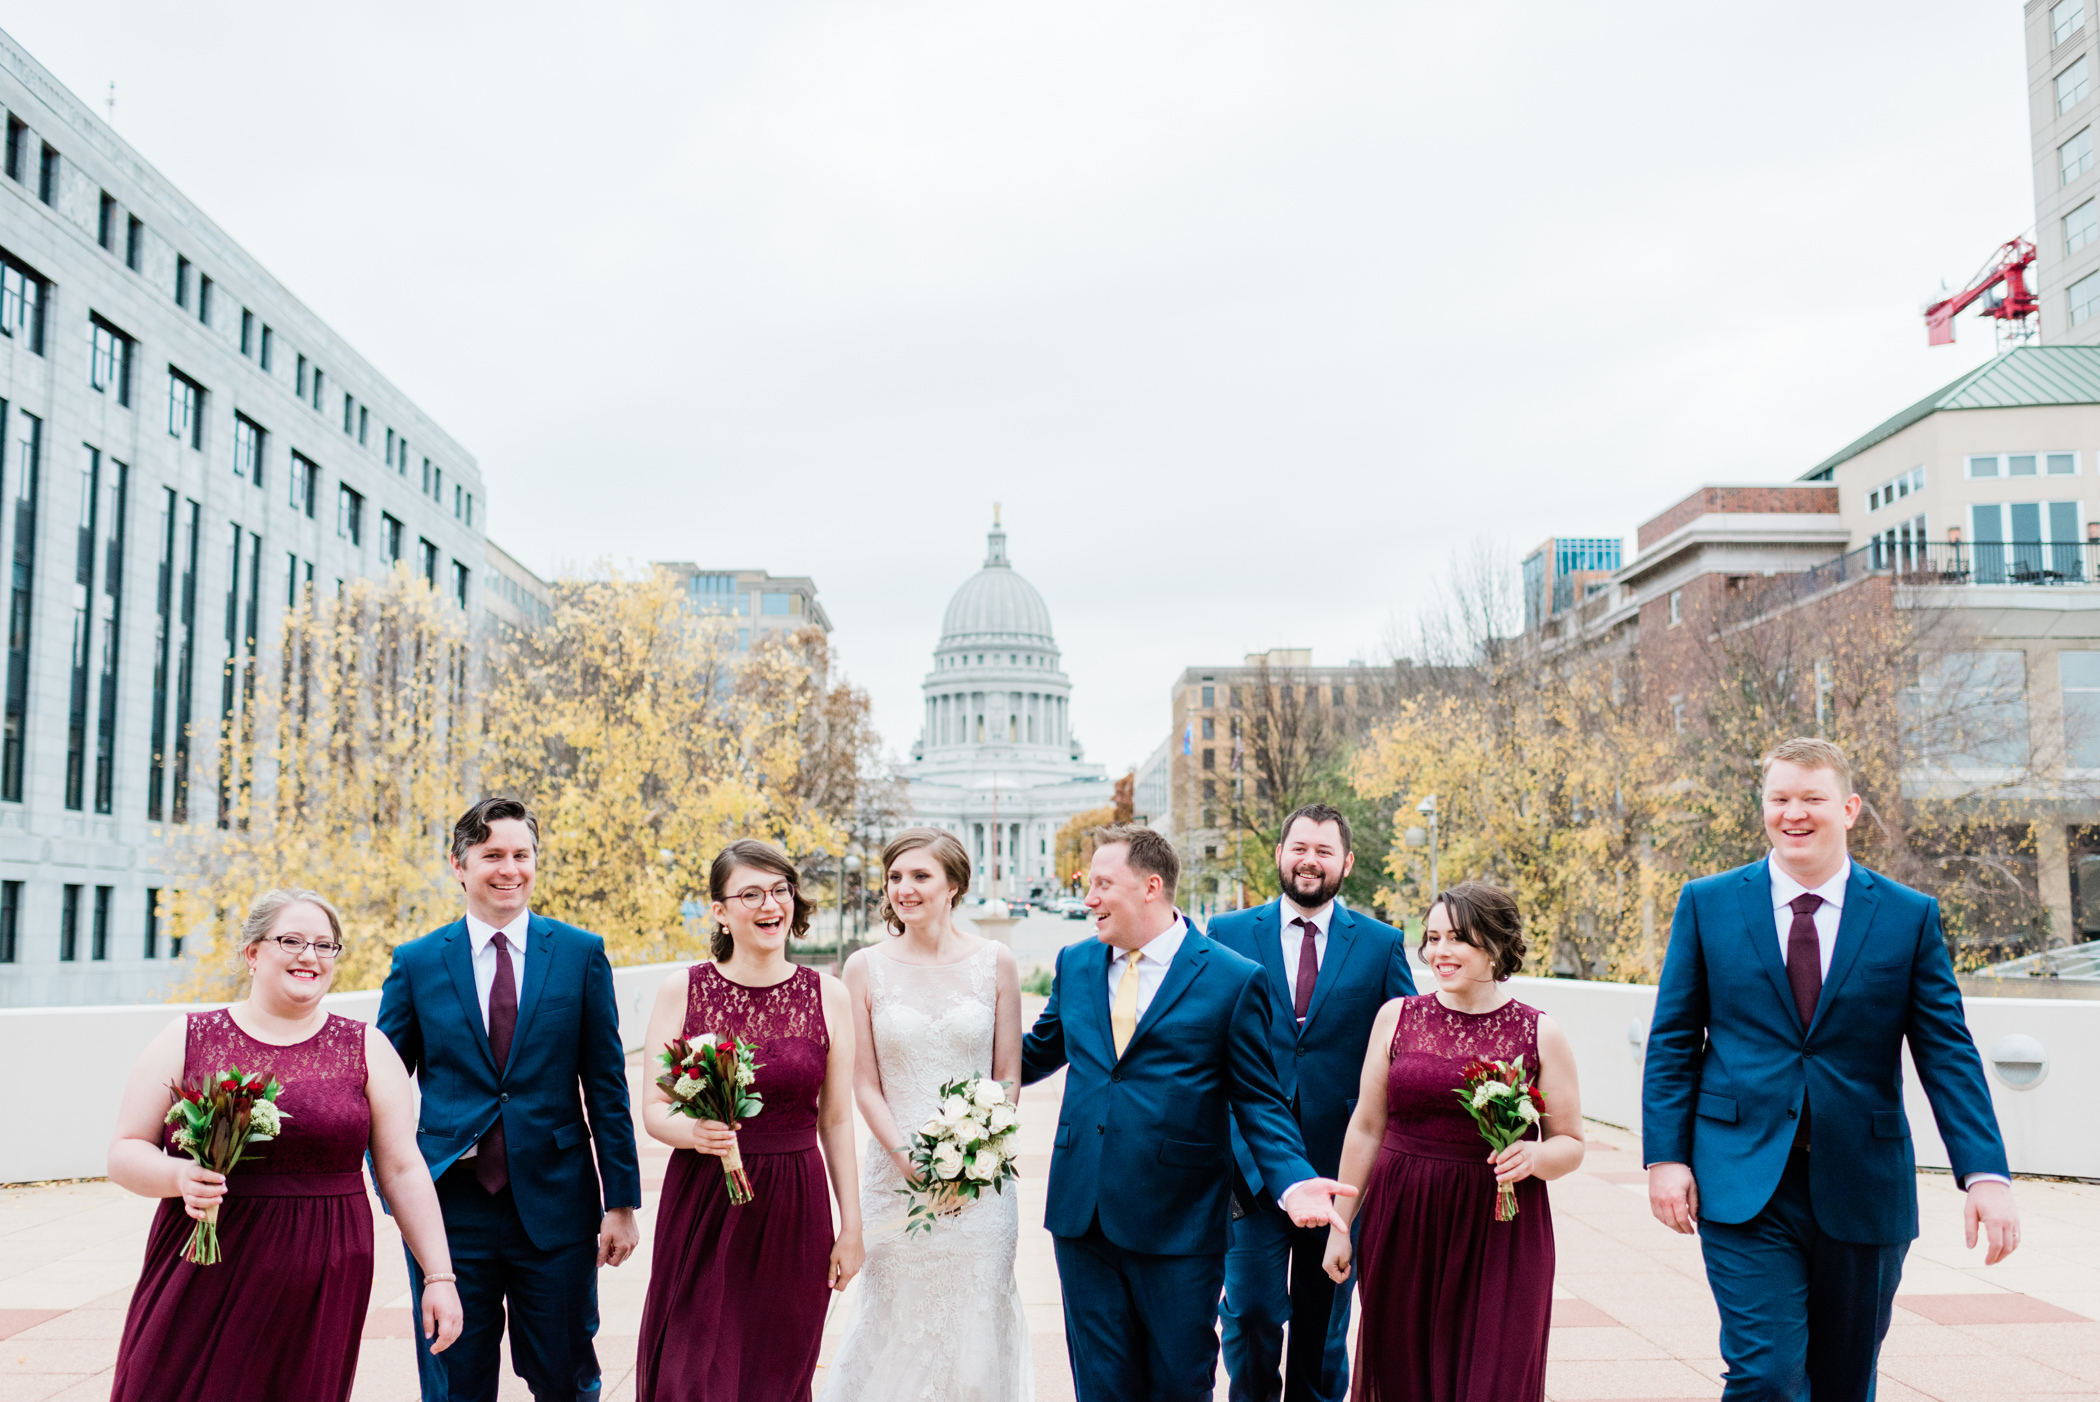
[938,1095,972,1126]
[920,1118,945,1141]
[932,1142,967,1180]
[987,1102,1019,1134]
[967,1148,1001,1182]
[695,1032,718,1049]
[971,1078,1005,1110]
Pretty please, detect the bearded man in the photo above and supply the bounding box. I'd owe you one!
[1206,803,1417,1402]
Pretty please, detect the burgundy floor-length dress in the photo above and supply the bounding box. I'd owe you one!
[636,962,834,1402]
[1352,996,1555,1402]
[111,1010,375,1402]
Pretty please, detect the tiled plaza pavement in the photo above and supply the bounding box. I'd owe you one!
[4,1012,2097,1400]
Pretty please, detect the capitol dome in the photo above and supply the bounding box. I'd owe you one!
[938,521,1056,648]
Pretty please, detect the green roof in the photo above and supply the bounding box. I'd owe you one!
[1799,344,2100,480]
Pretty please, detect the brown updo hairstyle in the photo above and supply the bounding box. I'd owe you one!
[1425,880,1527,981]
[707,839,813,962]
[876,827,973,934]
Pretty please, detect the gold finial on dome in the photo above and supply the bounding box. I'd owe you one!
[993,502,1001,526]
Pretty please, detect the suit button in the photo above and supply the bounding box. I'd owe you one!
[1096,1125,1104,1135]
[1787,1108,1799,1120]
[1803,1049,1815,1059]
[1111,1071,1123,1083]
[1295,1046,1308,1058]
[500,1092,510,1103]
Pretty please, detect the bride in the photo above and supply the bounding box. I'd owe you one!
[827,828,1031,1401]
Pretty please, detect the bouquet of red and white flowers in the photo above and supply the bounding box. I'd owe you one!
[1453,1055,1545,1222]
[898,1075,1019,1236]
[657,1033,764,1205]
[164,1067,289,1265]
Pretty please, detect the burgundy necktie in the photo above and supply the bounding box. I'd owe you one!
[475,931,517,1194]
[1292,918,1319,1023]
[1785,894,1823,1028]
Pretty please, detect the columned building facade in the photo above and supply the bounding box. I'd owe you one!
[903,518,1111,900]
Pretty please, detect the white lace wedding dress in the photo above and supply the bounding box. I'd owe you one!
[823,943,1032,1401]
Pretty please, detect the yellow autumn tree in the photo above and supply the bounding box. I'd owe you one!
[170,572,476,998]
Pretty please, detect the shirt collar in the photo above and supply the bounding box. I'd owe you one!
[1769,857,1849,912]
[466,909,533,952]
[1280,895,1335,935]
[1127,912,1187,966]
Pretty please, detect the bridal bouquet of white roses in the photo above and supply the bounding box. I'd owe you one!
[898,1075,1019,1236]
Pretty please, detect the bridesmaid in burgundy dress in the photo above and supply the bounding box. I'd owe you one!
[635,839,864,1402]
[1324,882,1587,1402]
[105,890,461,1402]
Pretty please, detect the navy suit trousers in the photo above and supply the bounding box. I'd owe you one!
[1699,1148,1907,1402]
[1054,1219,1228,1402]
[409,1163,602,1402]
[1220,1198,1354,1402]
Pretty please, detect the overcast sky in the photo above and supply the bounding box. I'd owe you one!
[5,2,2033,777]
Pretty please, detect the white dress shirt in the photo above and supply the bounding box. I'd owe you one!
[1768,858,1847,980]
[460,908,530,1161]
[1278,897,1333,1012]
[1105,915,1186,1017]
[1765,858,2007,1189]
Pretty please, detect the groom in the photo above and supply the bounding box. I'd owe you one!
[377,798,642,1401]
[1022,825,1355,1402]
[1644,738,2018,1401]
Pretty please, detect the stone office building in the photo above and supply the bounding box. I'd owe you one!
[0,30,488,1005]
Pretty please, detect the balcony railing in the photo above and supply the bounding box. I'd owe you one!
[1789,540,2100,596]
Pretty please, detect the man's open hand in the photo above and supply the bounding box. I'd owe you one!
[1282,1178,1360,1232]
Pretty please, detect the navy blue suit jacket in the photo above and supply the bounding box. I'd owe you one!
[1207,900,1415,1192]
[376,914,641,1251]
[1021,925,1319,1257]
[1641,859,2007,1244]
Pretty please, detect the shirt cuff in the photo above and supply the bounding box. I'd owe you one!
[1277,1178,1315,1212]
[1962,1173,2011,1189]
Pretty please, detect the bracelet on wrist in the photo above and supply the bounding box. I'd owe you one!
[423,1272,457,1284]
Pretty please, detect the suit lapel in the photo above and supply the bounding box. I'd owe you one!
[439,921,497,1074]
[1250,901,1290,1019]
[1300,906,1357,1034]
[1736,861,1802,1031]
[1811,867,1880,1038]
[1123,927,1207,1060]
[503,915,558,1076]
[1081,938,1116,1065]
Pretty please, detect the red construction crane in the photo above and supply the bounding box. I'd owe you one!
[1924,237,2038,346]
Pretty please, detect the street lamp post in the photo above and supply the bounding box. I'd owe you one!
[840,851,861,970]
[1404,794,1440,899]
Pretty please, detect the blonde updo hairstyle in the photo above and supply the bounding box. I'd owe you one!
[231,888,346,976]
[877,828,972,935]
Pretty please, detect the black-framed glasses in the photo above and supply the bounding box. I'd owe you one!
[269,935,344,960]
[730,883,794,910]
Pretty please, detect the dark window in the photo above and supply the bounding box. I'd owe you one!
[98,191,115,250]
[1201,747,1215,770]
[289,452,317,518]
[1201,717,1214,739]
[357,404,368,445]
[1333,685,1345,705]
[60,883,80,959]
[342,392,354,434]
[418,538,438,586]
[232,413,265,486]
[385,428,395,467]
[94,460,129,816]
[168,497,199,824]
[452,560,470,608]
[143,887,160,958]
[259,324,273,371]
[148,489,176,820]
[125,214,142,271]
[65,447,103,810]
[167,369,204,450]
[381,512,403,564]
[89,315,134,405]
[311,366,323,410]
[0,251,48,354]
[3,116,21,182]
[91,885,110,960]
[433,465,443,503]
[0,880,17,962]
[240,308,254,356]
[3,406,41,801]
[197,275,212,326]
[217,525,260,829]
[464,491,473,528]
[336,484,362,544]
[1200,685,1214,707]
[421,457,431,493]
[175,255,190,308]
[296,354,307,398]
[1203,780,1216,799]
[37,142,57,205]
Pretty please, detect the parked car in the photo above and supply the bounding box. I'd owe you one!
[1058,898,1090,920]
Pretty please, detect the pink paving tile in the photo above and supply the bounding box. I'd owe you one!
[1552,1299,1621,1328]
[0,1312,63,1342]
[1895,1293,2091,1325]
[362,1307,416,1339]
[1592,1171,1651,1186]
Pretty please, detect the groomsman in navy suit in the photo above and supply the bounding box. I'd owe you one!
[1023,825,1357,1402]
[1208,803,1415,1402]
[378,799,642,1402]
[1643,738,2020,1402]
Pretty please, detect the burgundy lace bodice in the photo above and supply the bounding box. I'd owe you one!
[684,963,829,1140]
[169,1010,370,1176]
[1383,995,1541,1151]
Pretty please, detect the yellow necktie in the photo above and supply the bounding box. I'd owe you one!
[1112,948,1142,1057]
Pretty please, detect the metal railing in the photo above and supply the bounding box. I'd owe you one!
[1791,540,2100,595]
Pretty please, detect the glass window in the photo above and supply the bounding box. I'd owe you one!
[1201,684,1214,707]
[2071,201,2099,256]
[2063,652,2100,767]
[762,592,791,615]
[2050,452,2079,475]
[2056,0,2086,45]
[0,257,45,353]
[166,370,203,449]
[88,320,130,404]
[2011,453,2039,476]
[2074,269,2100,325]
[2065,128,2094,186]
[1913,651,2029,768]
[1968,454,2002,478]
[232,414,264,485]
[336,485,362,544]
[2065,56,2093,113]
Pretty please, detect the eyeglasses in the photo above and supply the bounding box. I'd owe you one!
[730,883,795,910]
[267,935,344,960]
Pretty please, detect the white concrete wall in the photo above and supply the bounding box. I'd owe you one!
[1510,976,2100,1180]
[7,967,2096,1185]
[0,963,684,1184]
